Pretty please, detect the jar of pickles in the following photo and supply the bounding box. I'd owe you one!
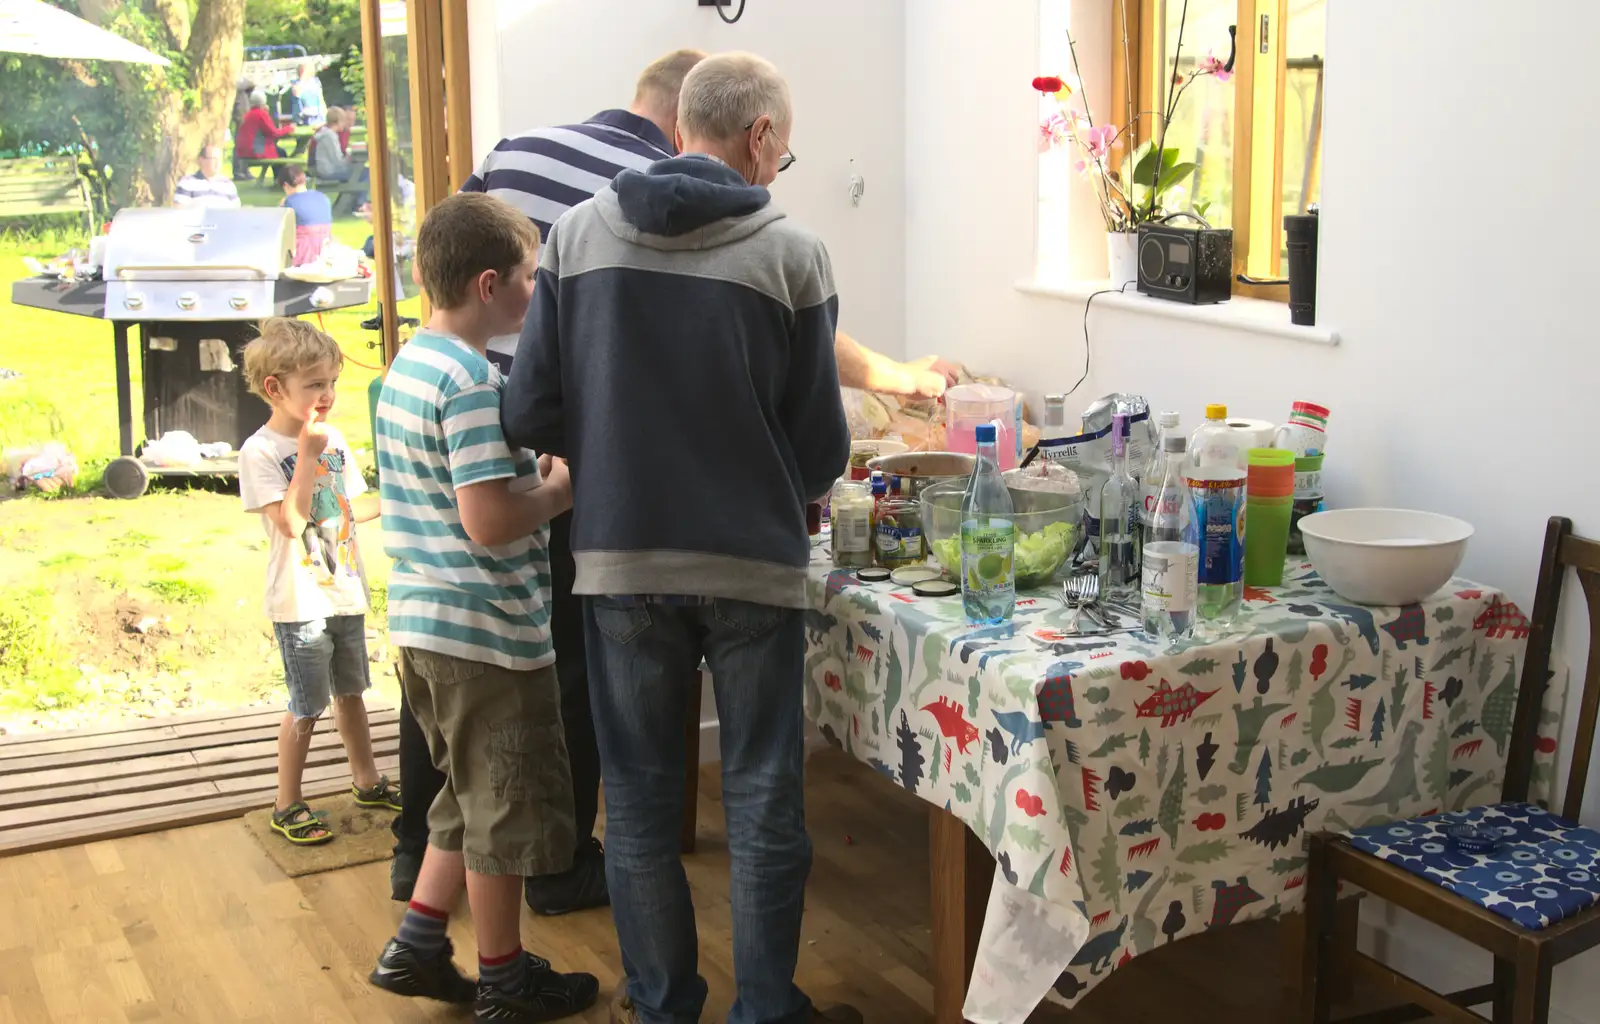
[831,480,874,568]
[874,485,924,569]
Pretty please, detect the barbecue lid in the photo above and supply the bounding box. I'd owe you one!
[104,206,295,282]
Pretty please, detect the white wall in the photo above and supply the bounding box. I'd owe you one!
[906,0,1599,1017]
[465,0,908,360]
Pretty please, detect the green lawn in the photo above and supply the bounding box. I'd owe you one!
[0,193,417,733]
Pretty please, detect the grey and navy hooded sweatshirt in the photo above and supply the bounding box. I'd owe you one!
[501,155,850,609]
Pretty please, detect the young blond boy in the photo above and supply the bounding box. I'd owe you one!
[367,192,596,1022]
[239,318,401,846]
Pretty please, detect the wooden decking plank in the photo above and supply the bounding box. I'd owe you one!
[211,754,399,795]
[190,722,399,766]
[1,706,398,760]
[0,735,399,811]
[0,705,278,748]
[0,769,387,856]
[0,781,223,829]
[0,715,399,776]
[0,751,198,796]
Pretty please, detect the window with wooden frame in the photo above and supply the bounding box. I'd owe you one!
[1111,0,1325,295]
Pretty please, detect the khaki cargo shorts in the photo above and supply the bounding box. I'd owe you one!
[399,647,576,877]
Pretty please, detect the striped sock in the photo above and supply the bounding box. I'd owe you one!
[395,900,448,956]
[479,949,527,992]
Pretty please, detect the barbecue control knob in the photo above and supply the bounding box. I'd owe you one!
[176,292,198,312]
[123,293,145,312]
[229,295,250,311]
[309,286,335,309]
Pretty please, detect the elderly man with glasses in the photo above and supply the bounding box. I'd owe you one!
[501,51,862,1024]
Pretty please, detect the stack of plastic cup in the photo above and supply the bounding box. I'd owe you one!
[1244,448,1295,586]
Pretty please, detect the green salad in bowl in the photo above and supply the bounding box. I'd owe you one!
[920,480,1081,588]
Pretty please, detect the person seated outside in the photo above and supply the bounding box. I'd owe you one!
[231,76,257,180]
[289,62,326,125]
[237,90,295,161]
[174,145,241,208]
[277,165,333,266]
[310,108,353,181]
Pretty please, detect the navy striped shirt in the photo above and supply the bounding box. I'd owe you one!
[460,109,674,243]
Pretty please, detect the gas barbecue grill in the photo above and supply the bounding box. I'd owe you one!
[10,206,372,497]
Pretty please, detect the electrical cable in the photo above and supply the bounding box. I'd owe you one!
[1065,280,1137,399]
[716,0,745,24]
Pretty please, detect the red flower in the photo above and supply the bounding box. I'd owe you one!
[1032,75,1065,94]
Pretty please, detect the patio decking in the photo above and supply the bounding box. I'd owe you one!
[0,702,398,856]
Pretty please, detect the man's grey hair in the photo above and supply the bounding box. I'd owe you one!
[678,52,792,143]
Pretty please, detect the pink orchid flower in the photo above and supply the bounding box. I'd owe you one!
[1073,123,1117,171]
[1038,112,1070,153]
[1199,51,1232,82]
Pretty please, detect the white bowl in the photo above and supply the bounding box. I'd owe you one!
[1298,508,1474,606]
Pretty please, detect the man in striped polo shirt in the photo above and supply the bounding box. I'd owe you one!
[173,145,241,208]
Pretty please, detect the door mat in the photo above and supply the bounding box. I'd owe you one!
[242,791,395,878]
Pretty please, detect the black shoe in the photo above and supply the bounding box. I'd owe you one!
[524,837,609,916]
[475,952,599,1022]
[369,937,477,1003]
[391,844,422,903]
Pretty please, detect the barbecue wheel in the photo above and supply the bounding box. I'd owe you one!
[104,456,150,500]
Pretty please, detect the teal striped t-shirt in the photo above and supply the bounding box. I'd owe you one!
[375,329,553,670]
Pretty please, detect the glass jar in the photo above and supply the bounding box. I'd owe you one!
[830,481,873,568]
[874,492,924,568]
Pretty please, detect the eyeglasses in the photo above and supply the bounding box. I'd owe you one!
[743,119,796,173]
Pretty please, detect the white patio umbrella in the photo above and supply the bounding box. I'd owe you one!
[0,0,170,65]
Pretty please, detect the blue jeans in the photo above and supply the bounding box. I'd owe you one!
[585,596,812,1024]
[272,615,370,719]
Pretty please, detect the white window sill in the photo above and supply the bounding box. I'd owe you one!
[1015,278,1340,347]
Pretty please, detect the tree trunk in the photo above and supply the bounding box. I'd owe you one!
[78,0,244,207]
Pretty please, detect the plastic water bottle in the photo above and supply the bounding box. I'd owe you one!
[1099,413,1141,603]
[960,422,1016,625]
[1141,411,1180,531]
[1188,403,1246,632]
[1142,434,1199,641]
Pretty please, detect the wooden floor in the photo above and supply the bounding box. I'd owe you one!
[0,745,1425,1023]
[0,703,399,855]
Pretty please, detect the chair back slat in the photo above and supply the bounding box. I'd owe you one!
[1503,518,1569,803]
[1560,567,1600,819]
[1503,517,1600,817]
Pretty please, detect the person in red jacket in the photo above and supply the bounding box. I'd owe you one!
[237,90,294,160]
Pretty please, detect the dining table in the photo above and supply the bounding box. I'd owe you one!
[799,542,1566,1023]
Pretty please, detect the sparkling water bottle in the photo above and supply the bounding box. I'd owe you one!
[1143,434,1199,641]
[1099,413,1141,603]
[960,423,1016,625]
[1141,410,1180,532]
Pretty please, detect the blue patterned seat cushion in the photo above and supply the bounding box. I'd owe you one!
[1347,802,1600,931]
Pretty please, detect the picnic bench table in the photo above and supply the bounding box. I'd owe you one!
[0,156,92,232]
[799,546,1565,1023]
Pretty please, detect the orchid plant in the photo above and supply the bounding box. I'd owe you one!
[1035,4,1234,234]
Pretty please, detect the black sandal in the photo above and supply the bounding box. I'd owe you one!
[352,775,402,812]
[271,801,335,845]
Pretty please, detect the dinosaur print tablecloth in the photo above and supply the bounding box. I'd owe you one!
[801,549,1565,1024]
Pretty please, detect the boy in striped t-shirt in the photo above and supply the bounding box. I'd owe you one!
[370,193,598,1022]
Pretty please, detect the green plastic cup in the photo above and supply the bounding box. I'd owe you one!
[1244,448,1295,586]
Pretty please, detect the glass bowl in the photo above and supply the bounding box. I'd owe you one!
[920,479,1082,589]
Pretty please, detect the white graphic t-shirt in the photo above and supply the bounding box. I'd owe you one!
[238,424,370,622]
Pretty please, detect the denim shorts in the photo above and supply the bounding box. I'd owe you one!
[273,615,371,719]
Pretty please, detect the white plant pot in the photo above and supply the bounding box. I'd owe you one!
[1106,231,1138,289]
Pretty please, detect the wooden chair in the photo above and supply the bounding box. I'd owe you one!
[1298,516,1600,1023]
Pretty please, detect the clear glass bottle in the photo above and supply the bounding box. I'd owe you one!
[960,422,1016,625]
[830,480,874,569]
[1187,403,1246,633]
[1141,411,1180,533]
[1041,393,1069,443]
[1099,413,1141,603]
[1143,434,1199,642]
